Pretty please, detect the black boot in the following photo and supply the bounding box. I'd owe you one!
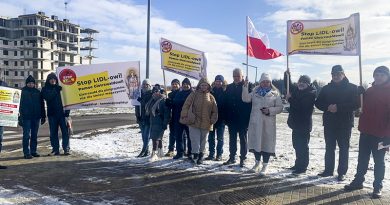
[191,153,198,164]
[141,149,149,157]
[239,158,246,168]
[197,152,204,165]
[204,154,215,161]
[137,148,145,158]
[223,157,236,165]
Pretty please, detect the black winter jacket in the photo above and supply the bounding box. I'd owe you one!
[224,81,252,129]
[284,74,316,132]
[172,89,192,123]
[136,89,153,125]
[315,78,359,129]
[19,87,46,120]
[211,87,225,125]
[41,73,70,117]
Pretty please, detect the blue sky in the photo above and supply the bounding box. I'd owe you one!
[1,0,390,85]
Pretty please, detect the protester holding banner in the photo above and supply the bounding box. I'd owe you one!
[284,71,316,174]
[345,66,390,198]
[223,68,252,167]
[205,75,226,161]
[181,78,218,164]
[172,78,192,160]
[136,79,153,158]
[19,75,46,159]
[164,79,181,157]
[41,73,71,156]
[242,73,283,175]
[315,65,359,181]
[146,85,170,161]
[0,79,8,169]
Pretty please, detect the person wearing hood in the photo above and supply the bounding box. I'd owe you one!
[242,73,283,175]
[146,84,170,161]
[135,79,153,157]
[19,75,46,159]
[205,75,226,161]
[41,72,70,156]
[345,66,390,198]
[223,68,252,167]
[0,79,8,169]
[315,65,359,181]
[164,79,180,157]
[181,78,218,164]
[172,78,193,160]
[284,71,316,174]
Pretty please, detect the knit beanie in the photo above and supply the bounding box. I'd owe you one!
[214,75,224,82]
[182,78,191,87]
[298,75,311,84]
[259,73,272,83]
[331,65,344,74]
[25,75,35,84]
[171,79,180,85]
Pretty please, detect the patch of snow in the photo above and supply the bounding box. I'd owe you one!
[0,185,70,205]
[71,113,390,192]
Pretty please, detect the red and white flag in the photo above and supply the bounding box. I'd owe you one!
[247,17,282,60]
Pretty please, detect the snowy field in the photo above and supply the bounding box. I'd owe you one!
[70,113,390,193]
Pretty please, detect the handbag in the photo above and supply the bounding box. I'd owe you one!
[180,93,196,125]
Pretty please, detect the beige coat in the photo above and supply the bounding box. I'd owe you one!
[181,78,218,131]
[242,85,283,153]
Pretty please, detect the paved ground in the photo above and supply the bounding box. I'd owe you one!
[0,113,389,204]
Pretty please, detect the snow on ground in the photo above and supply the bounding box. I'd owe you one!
[71,113,390,192]
[70,108,134,116]
[0,185,70,205]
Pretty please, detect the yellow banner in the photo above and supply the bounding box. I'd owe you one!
[162,49,202,72]
[0,90,12,102]
[62,71,113,106]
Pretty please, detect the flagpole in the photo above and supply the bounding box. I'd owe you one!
[163,69,167,91]
[146,0,151,79]
[246,16,249,77]
[286,20,290,96]
[357,13,363,113]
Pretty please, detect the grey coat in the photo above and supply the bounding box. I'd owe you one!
[149,99,170,140]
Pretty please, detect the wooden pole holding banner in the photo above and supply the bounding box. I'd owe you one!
[357,13,363,113]
[246,16,249,77]
[286,55,290,96]
[162,69,167,91]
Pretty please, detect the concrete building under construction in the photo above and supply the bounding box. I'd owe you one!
[0,11,98,87]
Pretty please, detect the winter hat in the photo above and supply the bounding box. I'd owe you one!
[182,78,191,87]
[373,66,389,77]
[152,84,162,93]
[171,79,180,85]
[196,77,211,91]
[25,75,35,84]
[214,75,224,82]
[142,79,151,86]
[331,65,344,74]
[259,73,272,83]
[298,75,311,84]
[46,72,57,81]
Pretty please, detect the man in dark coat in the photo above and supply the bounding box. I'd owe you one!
[345,66,390,198]
[223,68,252,167]
[19,75,46,159]
[0,79,8,169]
[172,78,192,159]
[135,79,153,157]
[41,73,70,156]
[284,71,316,174]
[315,65,359,181]
[205,75,226,161]
[164,79,180,157]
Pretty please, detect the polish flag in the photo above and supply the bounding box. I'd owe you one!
[247,17,282,60]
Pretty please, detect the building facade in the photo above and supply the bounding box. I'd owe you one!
[0,11,97,88]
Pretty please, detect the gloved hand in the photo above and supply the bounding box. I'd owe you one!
[137,97,142,102]
[56,85,62,92]
[41,118,46,125]
[18,116,23,127]
[357,86,365,95]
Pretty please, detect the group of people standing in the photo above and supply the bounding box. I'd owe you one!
[0,72,71,170]
[136,65,389,199]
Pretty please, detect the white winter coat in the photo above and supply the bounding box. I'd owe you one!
[242,85,283,154]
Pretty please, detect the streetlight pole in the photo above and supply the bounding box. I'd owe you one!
[242,63,258,83]
[145,0,151,79]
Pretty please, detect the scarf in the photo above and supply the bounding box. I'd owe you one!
[256,87,272,97]
[145,95,165,117]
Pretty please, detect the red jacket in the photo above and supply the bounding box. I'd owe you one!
[358,81,390,138]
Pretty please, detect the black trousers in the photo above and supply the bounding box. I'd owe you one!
[228,125,247,160]
[292,129,310,171]
[324,126,352,175]
[354,133,386,190]
[167,121,175,152]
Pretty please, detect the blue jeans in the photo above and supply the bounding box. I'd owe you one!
[140,123,150,151]
[208,122,225,157]
[167,121,175,152]
[174,122,190,156]
[22,119,40,156]
[354,133,386,190]
[48,116,69,152]
[0,126,3,153]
